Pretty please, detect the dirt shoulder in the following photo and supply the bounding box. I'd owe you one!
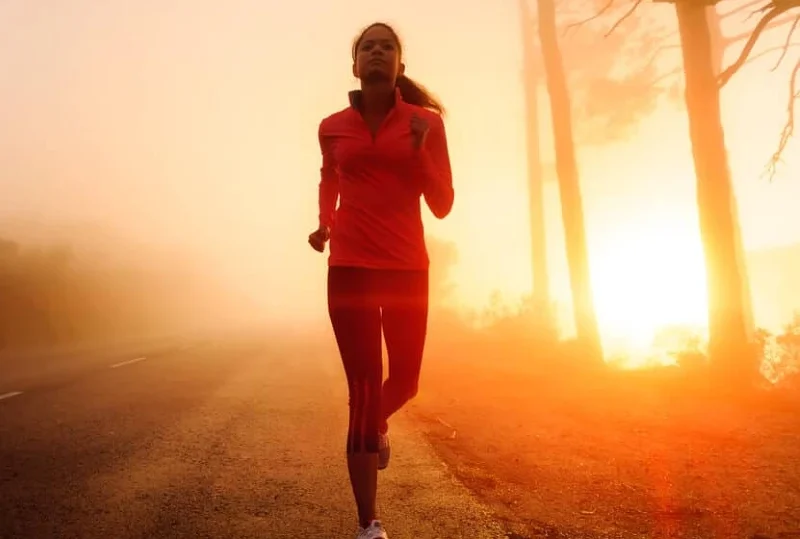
[408,355,800,539]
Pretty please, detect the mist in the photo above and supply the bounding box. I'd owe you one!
[2,0,799,356]
[0,1,338,338]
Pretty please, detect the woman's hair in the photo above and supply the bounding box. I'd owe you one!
[352,22,445,116]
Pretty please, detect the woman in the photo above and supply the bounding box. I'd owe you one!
[307,21,454,539]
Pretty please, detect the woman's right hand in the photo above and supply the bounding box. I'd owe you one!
[308,225,330,253]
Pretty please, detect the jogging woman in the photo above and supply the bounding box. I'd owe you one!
[307,21,454,539]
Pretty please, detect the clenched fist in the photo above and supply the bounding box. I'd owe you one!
[308,225,330,253]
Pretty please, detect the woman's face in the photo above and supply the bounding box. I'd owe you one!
[353,25,404,84]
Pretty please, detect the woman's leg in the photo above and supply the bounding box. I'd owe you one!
[327,267,384,529]
[380,270,429,434]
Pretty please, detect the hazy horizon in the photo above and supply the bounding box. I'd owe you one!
[2,0,799,361]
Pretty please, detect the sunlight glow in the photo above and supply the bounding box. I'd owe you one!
[590,218,709,367]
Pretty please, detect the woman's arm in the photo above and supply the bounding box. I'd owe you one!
[318,120,339,230]
[413,114,454,219]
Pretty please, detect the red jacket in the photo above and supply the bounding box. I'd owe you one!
[317,88,454,270]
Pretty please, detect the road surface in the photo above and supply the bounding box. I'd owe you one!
[0,336,503,538]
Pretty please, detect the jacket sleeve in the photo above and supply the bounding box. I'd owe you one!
[412,114,454,219]
[317,120,339,229]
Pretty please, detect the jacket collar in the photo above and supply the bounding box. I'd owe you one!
[348,86,405,110]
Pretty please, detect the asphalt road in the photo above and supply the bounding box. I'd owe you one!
[0,336,503,539]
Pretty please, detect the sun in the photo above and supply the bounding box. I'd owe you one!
[589,219,709,367]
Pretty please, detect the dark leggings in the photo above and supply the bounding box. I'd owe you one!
[327,266,429,454]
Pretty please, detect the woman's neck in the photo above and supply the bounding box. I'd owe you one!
[360,83,395,116]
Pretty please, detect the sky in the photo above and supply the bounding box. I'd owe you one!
[1,0,798,353]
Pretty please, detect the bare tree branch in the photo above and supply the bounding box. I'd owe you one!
[771,15,800,70]
[718,2,797,88]
[563,0,615,34]
[744,1,773,22]
[765,59,800,180]
[650,65,684,87]
[645,44,800,96]
[743,42,800,66]
[719,0,771,20]
[604,0,645,37]
[725,13,800,44]
[563,0,644,37]
[641,42,682,71]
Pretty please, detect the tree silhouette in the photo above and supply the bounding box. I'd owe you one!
[652,0,800,176]
[565,0,800,381]
[536,0,604,362]
[518,0,554,337]
[519,0,680,362]
[670,0,757,379]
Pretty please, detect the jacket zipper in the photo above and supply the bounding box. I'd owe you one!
[359,107,396,144]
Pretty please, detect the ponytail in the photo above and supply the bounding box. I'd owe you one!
[396,74,445,116]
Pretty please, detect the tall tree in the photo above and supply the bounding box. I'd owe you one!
[705,1,797,347]
[543,0,798,379]
[673,0,755,379]
[519,0,696,356]
[706,3,756,344]
[710,0,798,376]
[536,0,604,362]
[578,0,798,380]
[518,0,555,335]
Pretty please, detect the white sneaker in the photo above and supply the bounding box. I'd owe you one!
[378,433,390,470]
[357,520,388,539]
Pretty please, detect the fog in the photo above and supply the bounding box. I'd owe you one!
[2,0,800,357]
[1,1,338,338]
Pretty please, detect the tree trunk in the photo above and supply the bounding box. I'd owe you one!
[675,1,757,380]
[536,0,602,361]
[519,0,554,334]
[707,5,756,343]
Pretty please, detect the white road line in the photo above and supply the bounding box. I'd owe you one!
[0,391,23,401]
[110,357,146,369]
